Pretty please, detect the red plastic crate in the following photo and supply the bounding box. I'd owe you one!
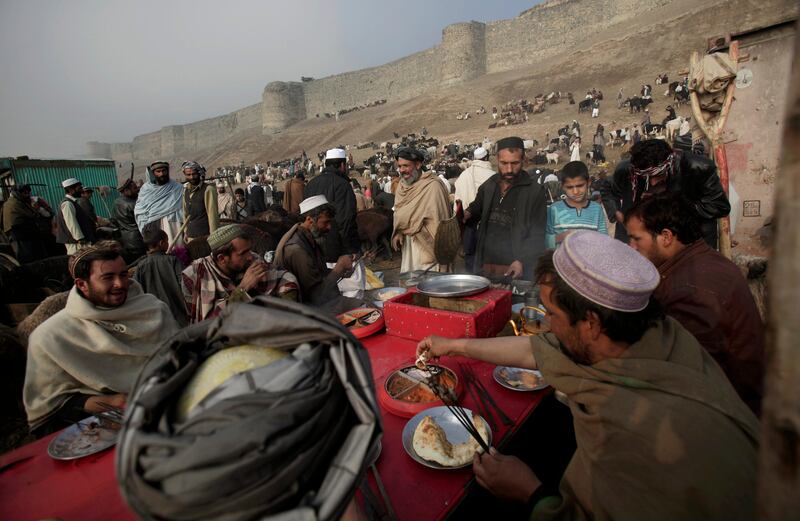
[383,287,512,341]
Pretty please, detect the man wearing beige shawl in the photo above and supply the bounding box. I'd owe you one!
[23,242,179,434]
[418,230,759,520]
[391,147,451,272]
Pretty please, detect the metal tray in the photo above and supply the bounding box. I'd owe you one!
[415,274,491,298]
[402,406,492,469]
[47,416,119,460]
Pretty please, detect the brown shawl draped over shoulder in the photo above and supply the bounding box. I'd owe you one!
[530,318,760,521]
[392,171,451,259]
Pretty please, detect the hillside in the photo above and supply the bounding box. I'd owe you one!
[187,0,795,169]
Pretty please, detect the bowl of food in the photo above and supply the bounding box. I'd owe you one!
[378,364,461,417]
[371,286,407,308]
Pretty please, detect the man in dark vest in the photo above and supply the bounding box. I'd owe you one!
[465,137,547,280]
[303,148,360,261]
[181,161,219,242]
[112,179,145,263]
[56,178,96,255]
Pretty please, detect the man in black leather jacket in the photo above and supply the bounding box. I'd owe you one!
[112,179,146,262]
[600,139,730,248]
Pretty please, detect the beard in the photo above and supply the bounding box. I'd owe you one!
[310,223,327,242]
[154,174,170,185]
[83,284,128,308]
[559,327,594,365]
[401,169,421,186]
[501,170,520,182]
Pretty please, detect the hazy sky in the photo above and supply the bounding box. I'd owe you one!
[0,0,537,158]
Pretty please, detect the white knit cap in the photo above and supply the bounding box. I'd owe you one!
[299,194,329,214]
[62,178,81,188]
[473,147,488,160]
[325,148,346,160]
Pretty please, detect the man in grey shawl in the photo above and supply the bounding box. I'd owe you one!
[134,161,184,246]
[418,230,760,521]
[23,242,179,435]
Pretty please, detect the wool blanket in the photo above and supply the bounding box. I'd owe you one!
[23,281,178,429]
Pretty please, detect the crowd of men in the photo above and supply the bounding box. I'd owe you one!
[3,91,768,518]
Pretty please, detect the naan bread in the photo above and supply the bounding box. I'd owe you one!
[412,413,489,467]
[175,344,287,422]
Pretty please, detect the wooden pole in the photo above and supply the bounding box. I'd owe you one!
[689,42,739,258]
[757,21,800,520]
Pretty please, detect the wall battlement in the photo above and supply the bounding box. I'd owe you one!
[89,0,680,162]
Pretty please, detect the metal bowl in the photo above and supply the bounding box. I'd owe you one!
[415,274,491,298]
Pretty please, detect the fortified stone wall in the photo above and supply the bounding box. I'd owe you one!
[86,141,112,158]
[91,0,696,160]
[299,47,440,124]
[96,103,261,164]
[484,0,662,71]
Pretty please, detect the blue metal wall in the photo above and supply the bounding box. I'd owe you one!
[5,159,119,218]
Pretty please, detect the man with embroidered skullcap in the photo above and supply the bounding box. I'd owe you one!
[391,146,451,273]
[23,241,179,435]
[181,224,298,323]
[465,136,547,280]
[134,161,184,246]
[181,160,218,242]
[303,148,361,261]
[55,178,96,254]
[417,230,759,520]
[599,138,730,247]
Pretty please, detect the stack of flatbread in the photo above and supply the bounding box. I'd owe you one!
[412,413,489,467]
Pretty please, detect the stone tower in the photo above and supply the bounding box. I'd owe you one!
[261,81,307,134]
[439,21,487,87]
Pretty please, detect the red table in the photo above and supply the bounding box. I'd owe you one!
[361,334,545,521]
[0,333,545,521]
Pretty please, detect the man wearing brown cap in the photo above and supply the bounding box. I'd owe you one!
[391,147,451,273]
[465,136,547,280]
[181,224,298,323]
[417,231,759,520]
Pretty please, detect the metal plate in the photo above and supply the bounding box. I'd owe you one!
[416,274,491,298]
[402,406,492,470]
[366,440,382,466]
[493,366,549,392]
[47,416,119,460]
